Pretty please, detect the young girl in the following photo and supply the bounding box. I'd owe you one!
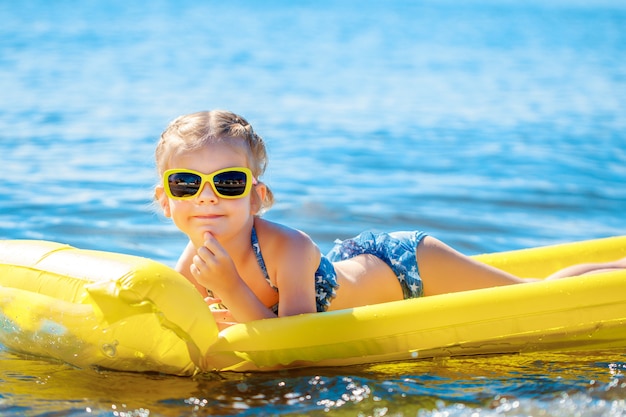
[155,110,626,327]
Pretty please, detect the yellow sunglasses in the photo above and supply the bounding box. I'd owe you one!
[163,167,256,200]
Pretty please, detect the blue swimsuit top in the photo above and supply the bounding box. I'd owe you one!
[251,226,338,313]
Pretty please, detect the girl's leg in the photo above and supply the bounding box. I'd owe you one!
[417,237,626,296]
[417,237,533,296]
[546,257,626,279]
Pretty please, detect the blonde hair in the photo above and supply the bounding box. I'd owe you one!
[156,110,274,212]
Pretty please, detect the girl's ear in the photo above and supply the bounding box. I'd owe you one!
[155,186,172,218]
[251,182,267,214]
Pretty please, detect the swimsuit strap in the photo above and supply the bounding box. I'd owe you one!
[251,226,276,289]
[251,226,280,314]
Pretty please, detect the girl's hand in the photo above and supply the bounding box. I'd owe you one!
[190,232,241,293]
[205,298,238,330]
[204,295,223,306]
[175,226,278,323]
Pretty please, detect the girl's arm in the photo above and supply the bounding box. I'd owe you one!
[264,227,319,317]
[210,223,319,320]
[191,233,278,323]
[179,223,320,322]
[175,240,210,298]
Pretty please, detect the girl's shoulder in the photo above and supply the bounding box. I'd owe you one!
[253,218,322,290]
[254,218,318,255]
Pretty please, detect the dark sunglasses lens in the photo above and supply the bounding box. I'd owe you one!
[167,172,202,198]
[213,171,248,196]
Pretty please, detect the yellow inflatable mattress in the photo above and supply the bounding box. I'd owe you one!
[1,237,625,375]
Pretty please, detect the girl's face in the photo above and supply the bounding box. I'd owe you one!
[156,142,262,247]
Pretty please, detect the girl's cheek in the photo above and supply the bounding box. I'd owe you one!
[167,200,189,219]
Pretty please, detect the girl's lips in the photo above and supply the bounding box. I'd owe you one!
[193,214,223,220]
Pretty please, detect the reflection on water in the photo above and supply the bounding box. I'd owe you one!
[1,350,625,416]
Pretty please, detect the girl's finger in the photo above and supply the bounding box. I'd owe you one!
[204,296,223,304]
[202,233,228,258]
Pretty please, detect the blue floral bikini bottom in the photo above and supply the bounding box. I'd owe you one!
[327,230,428,301]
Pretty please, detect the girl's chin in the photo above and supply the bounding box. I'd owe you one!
[191,227,230,244]
[189,228,218,243]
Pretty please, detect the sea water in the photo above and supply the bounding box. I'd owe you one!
[1,0,625,415]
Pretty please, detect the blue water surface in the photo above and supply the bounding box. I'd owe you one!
[1,0,626,415]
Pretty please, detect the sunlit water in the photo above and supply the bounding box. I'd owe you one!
[1,0,625,415]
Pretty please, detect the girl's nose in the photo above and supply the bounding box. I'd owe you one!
[196,183,218,204]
